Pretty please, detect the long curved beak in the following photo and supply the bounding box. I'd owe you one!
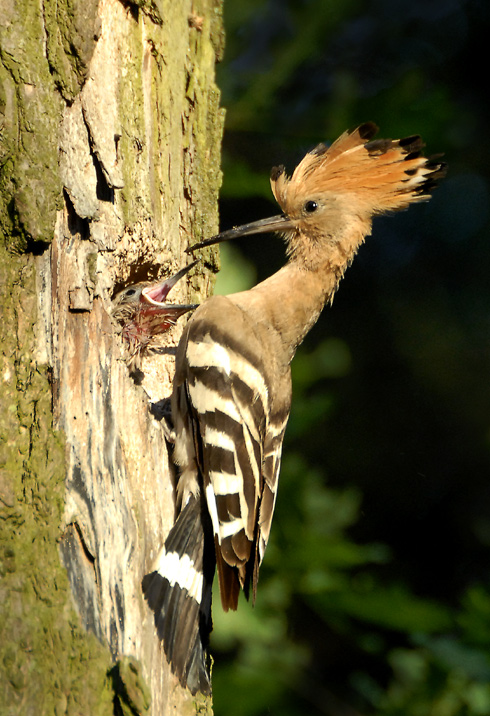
[187,214,294,252]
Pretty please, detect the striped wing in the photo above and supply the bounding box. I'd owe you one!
[178,296,290,610]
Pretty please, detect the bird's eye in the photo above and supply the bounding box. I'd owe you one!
[304,200,318,213]
[125,288,137,296]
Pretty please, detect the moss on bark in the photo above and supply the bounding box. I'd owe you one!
[0,249,114,715]
[0,0,64,250]
[43,0,101,102]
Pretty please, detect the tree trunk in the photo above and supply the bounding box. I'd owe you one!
[0,0,223,713]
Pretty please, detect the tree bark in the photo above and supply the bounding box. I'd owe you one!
[0,0,223,713]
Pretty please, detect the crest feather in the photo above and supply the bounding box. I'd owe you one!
[270,123,446,216]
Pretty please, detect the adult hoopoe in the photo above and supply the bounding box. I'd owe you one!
[142,122,446,694]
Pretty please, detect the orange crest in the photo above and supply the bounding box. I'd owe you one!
[270,122,445,218]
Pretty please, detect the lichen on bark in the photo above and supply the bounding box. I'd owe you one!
[42,0,101,102]
[0,0,65,251]
[0,249,114,715]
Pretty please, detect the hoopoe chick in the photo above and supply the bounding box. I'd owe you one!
[142,123,446,694]
[112,261,198,371]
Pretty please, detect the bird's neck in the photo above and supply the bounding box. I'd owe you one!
[228,225,369,364]
[228,259,337,365]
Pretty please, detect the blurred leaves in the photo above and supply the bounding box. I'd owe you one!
[213,242,257,295]
[309,583,453,634]
[212,0,490,714]
[291,338,353,387]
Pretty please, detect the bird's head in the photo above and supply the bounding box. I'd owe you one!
[187,123,445,267]
[268,157,359,264]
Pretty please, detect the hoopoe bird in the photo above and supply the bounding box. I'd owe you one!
[142,122,446,694]
[112,261,198,369]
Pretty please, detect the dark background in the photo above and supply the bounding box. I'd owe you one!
[210,2,490,714]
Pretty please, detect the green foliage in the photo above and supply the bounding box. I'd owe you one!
[214,242,257,295]
[220,153,272,200]
[212,0,490,713]
[371,631,490,715]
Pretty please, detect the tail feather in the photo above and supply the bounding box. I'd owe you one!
[142,495,214,695]
[215,536,240,611]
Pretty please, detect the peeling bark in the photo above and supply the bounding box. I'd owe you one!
[0,0,223,713]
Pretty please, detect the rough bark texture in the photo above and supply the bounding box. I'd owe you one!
[0,0,223,714]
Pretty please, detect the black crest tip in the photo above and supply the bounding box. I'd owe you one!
[357,122,379,140]
[404,150,423,162]
[426,154,446,170]
[365,138,394,155]
[270,165,285,181]
[399,134,423,150]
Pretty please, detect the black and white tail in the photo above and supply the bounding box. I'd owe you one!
[142,495,215,694]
